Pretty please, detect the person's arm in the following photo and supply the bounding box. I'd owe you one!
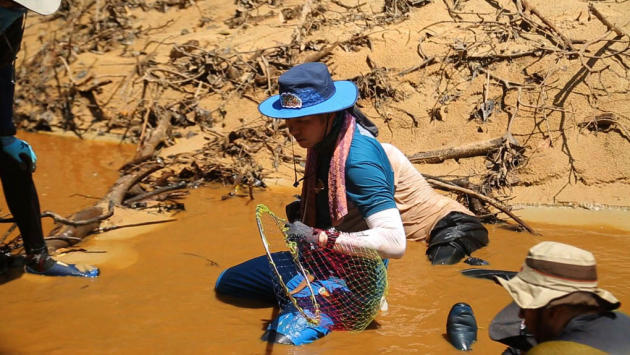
[0,64,36,172]
[341,143,406,258]
[289,143,406,258]
[326,208,406,259]
[1,10,24,137]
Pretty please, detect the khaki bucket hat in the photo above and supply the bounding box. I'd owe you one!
[13,0,61,15]
[497,241,620,310]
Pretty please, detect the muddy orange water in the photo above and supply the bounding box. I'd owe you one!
[1,133,629,354]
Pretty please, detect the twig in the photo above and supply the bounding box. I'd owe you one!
[181,252,219,266]
[302,42,339,63]
[123,181,188,205]
[426,177,538,235]
[41,206,113,227]
[442,0,462,21]
[45,236,82,241]
[588,4,628,39]
[138,103,153,149]
[331,0,366,9]
[397,56,436,76]
[291,0,313,46]
[476,66,533,89]
[0,202,114,227]
[124,104,172,168]
[519,0,574,50]
[445,46,551,64]
[258,55,272,94]
[96,219,177,233]
[0,224,17,244]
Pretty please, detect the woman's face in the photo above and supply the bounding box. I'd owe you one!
[285,113,334,149]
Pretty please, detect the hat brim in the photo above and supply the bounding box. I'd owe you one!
[258,81,358,119]
[496,275,620,310]
[13,0,60,15]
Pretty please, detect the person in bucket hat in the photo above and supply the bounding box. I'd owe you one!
[262,60,488,261]
[259,62,488,265]
[490,241,630,354]
[216,62,405,345]
[215,62,488,345]
[1,0,98,278]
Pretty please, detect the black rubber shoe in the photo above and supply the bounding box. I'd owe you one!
[446,302,478,351]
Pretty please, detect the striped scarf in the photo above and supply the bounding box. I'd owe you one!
[300,112,356,227]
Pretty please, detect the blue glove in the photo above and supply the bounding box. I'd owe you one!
[0,136,37,172]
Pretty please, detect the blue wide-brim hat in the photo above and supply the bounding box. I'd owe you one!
[258,62,358,119]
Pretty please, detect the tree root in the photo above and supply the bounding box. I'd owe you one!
[43,105,173,252]
[426,177,539,235]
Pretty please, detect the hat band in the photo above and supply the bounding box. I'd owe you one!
[279,86,336,110]
[526,258,597,282]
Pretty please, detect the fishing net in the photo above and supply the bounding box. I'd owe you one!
[255,204,388,333]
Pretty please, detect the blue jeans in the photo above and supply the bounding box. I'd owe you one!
[215,252,389,345]
[215,252,333,345]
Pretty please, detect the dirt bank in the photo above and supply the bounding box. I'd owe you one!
[13,0,630,216]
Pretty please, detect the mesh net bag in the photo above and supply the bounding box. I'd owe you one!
[256,204,388,333]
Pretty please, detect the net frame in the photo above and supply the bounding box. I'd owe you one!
[256,204,321,325]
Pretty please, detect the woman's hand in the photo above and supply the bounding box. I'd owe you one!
[286,221,327,247]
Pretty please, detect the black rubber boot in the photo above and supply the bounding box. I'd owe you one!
[446,302,478,351]
[427,242,467,265]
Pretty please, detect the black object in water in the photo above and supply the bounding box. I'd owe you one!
[461,268,518,283]
[446,302,478,351]
[464,256,489,266]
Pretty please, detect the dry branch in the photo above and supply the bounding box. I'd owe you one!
[45,163,164,251]
[291,0,313,46]
[588,4,628,39]
[408,133,520,164]
[123,181,187,206]
[125,106,172,168]
[519,0,574,50]
[398,56,436,76]
[42,202,114,227]
[302,42,339,63]
[44,205,110,250]
[426,177,538,234]
[43,104,173,251]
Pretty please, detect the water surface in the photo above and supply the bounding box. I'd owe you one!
[1,133,628,354]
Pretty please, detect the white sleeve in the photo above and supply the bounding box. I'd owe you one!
[333,208,406,259]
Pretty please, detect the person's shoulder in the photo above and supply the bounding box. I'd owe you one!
[613,310,630,320]
[348,126,387,162]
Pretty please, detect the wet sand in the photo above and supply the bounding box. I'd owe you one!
[1,133,629,354]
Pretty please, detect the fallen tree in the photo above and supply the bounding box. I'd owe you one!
[407,133,521,164]
[43,104,174,251]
